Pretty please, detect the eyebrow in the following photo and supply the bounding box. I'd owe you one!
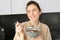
[27,7,37,11]
[32,8,37,10]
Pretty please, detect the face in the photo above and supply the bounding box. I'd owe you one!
[26,4,41,21]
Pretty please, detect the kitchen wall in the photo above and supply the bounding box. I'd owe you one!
[0,0,60,15]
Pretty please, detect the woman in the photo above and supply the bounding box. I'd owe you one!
[13,1,52,40]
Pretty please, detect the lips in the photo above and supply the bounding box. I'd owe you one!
[30,15,36,19]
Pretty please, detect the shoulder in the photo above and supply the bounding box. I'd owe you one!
[40,22,49,31]
[41,22,48,28]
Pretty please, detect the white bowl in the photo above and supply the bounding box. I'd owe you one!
[26,31,40,38]
[26,26,41,38]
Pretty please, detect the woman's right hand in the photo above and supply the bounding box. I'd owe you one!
[15,21,24,34]
[14,21,25,40]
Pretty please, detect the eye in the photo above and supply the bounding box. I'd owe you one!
[33,8,37,12]
[27,10,30,14]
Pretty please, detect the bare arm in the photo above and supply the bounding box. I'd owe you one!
[13,21,26,40]
[13,33,20,40]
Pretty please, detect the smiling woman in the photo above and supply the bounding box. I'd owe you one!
[13,1,52,40]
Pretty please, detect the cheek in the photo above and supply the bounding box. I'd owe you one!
[27,13,30,18]
[35,12,40,17]
[37,11,42,16]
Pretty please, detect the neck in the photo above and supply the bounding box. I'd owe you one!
[29,19,39,26]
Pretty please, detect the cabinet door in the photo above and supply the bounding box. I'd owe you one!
[0,0,11,15]
[12,0,30,14]
[33,0,60,13]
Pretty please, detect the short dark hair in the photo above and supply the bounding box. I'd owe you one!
[26,1,41,11]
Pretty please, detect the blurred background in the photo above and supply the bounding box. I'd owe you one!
[0,0,60,40]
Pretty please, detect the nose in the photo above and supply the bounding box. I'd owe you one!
[31,11,34,15]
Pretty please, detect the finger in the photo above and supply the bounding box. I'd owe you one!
[15,21,20,27]
[16,21,19,23]
[14,21,18,24]
[15,21,20,25]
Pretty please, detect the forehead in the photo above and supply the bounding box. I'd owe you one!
[27,4,38,10]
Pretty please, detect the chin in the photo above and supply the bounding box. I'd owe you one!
[30,18,37,22]
[29,16,39,21]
